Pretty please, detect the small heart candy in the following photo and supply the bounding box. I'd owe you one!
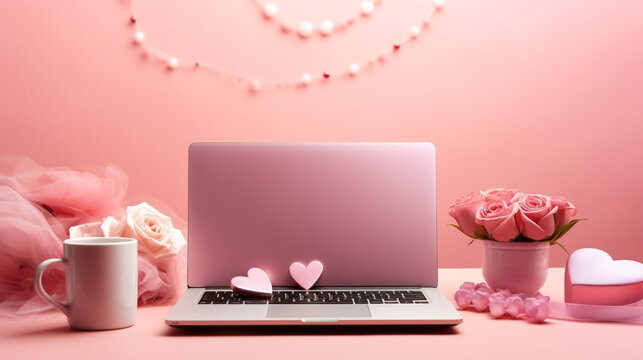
[289,260,323,290]
[230,268,272,298]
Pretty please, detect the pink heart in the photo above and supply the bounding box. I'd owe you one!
[566,248,643,306]
[289,261,323,290]
[230,268,272,298]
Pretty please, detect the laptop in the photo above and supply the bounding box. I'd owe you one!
[166,142,462,326]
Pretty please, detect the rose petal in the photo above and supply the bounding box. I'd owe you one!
[101,216,125,237]
[476,200,520,242]
[69,221,103,238]
[519,207,557,240]
[449,193,486,238]
[480,188,519,203]
[550,196,577,227]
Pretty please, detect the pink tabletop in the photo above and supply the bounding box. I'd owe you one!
[2,268,640,360]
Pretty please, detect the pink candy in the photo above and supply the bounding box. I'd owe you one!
[454,282,551,323]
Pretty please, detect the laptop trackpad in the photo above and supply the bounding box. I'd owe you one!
[267,305,371,318]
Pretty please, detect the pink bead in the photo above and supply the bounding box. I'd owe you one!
[461,281,475,289]
[489,298,506,318]
[536,295,550,302]
[460,285,474,292]
[489,293,506,303]
[281,20,294,33]
[454,289,473,309]
[505,296,524,318]
[516,293,530,300]
[472,291,490,312]
[525,298,551,323]
[475,282,493,293]
[456,280,554,323]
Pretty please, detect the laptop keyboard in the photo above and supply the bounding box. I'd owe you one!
[198,290,429,305]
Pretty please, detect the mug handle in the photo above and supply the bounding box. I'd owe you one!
[34,258,70,316]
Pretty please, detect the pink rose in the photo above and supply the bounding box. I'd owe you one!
[550,195,577,227]
[516,194,557,240]
[475,199,520,242]
[480,188,520,204]
[448,193,486,238]
[122,202,186,258]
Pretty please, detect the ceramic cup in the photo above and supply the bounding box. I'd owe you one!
[34,237,138,330]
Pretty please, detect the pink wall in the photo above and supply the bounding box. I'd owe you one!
[1,0,642,267]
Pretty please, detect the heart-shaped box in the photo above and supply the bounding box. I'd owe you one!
[565,248,643,306]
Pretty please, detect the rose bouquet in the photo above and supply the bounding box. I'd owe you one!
[448,188,583,251]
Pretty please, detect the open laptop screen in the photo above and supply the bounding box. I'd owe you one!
[188,143,437,287]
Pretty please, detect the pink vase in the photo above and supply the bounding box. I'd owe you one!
[482,240,550,295]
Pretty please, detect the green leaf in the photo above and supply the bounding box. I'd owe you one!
[547,219,587,242]
[473,231,489,240]
[448,224,475,239]
[546,226,565,241]
[448,224,490,242]
[550,240,569,254]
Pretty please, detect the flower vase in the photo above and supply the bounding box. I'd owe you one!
[482,240,550,294]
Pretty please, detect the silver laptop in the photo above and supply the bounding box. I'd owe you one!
[166,142,462,326]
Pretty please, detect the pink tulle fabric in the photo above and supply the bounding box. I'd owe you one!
[0,157,128,229]
[0,187,67,316]
[0,157,186,317]
[137,246,187,305]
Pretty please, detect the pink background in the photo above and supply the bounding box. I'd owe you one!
[1,0,642,267]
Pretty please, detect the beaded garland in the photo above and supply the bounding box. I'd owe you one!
[253,0,384,38]
[127,0,446,92]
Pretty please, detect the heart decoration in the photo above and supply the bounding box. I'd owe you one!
[230,267,273,298]
[565,248,643,306]
[568,248,643,286]
[290,260,324,290]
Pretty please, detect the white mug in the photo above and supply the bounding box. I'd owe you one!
[34,237,138,330]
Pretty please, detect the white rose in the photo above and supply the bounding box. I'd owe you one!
[123,202,186,257]
[69,216,124,238]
